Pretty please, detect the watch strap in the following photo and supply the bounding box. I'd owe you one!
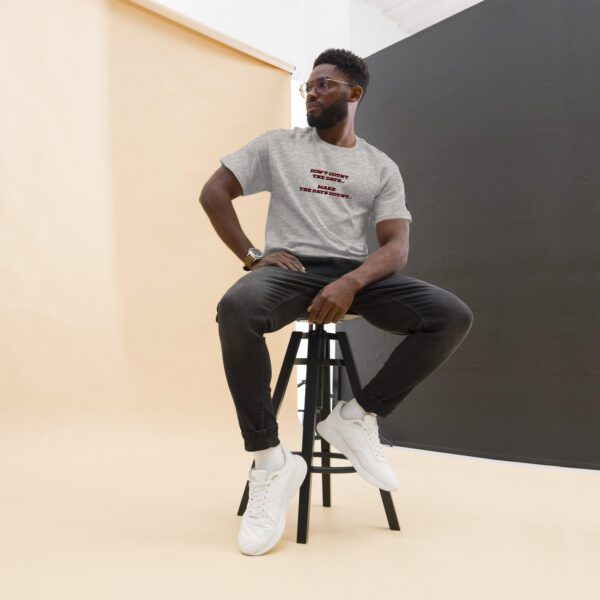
[243,247,263,271]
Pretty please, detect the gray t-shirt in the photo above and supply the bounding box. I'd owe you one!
[219,126,412,261]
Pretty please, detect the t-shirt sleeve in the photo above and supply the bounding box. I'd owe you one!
[370,158,412,225]
[219,131,272,196]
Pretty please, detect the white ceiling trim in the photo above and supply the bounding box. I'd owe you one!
[130,0,296,74]
[362,0,486,38]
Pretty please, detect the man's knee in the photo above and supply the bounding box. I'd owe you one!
[215,284,264,327]
[434,292,474,336]
[448,298,474,337]
[216,288,244,325]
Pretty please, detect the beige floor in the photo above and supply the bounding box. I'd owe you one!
[1,410,599,600]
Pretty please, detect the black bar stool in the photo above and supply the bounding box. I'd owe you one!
[236,314,401,544]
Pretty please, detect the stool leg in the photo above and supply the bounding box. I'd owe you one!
[336,330,401,532]
[236,331,303,517]
[296,325,322,543]
[320,333,332,508]
[272,331,304,417]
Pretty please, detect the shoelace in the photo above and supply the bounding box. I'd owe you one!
[247,475,276,519]
[356,421,386,461]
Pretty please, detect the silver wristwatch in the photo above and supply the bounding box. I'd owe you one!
[243,247,264,271]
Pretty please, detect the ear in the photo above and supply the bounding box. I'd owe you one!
[349,85,363,103]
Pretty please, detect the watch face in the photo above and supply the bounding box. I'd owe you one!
[249,248,263,260]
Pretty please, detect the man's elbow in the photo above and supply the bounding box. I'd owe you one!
[401,244,409,262]
[397,256,408,270]
[395,245,409,270]
[385,239,407,268]
[199,184,218,207]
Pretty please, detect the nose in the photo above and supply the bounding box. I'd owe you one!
[306,87,319,102]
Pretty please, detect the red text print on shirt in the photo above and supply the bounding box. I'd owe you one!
[298,168,352,199]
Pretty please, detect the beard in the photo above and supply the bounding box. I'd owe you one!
[307,96,349,129]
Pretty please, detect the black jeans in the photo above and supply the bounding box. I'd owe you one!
[216,255,474,452]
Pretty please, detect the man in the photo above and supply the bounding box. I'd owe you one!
[200,48,474,556]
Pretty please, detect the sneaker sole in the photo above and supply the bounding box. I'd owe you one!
[241,454,308,556]
[316,420,398,492]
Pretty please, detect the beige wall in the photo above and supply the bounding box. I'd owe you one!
[1,0,295,438]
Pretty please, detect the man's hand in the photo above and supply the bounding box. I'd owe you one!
[307,278,359,324]
[250,251,306,272]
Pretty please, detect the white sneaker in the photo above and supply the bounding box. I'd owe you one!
[238,444,308,556]
[316,400,399,492]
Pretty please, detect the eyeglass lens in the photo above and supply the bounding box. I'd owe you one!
[301,77,328,96]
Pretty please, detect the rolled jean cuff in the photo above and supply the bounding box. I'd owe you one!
[242,423,280,452]
[355,388,393,418]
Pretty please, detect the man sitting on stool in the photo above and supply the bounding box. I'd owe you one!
[200,48,474,556]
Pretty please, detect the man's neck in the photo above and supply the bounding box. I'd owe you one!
[315,125,357,148]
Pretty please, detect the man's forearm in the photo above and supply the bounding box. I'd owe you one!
[200,187,254,262]
[340,241,407,291]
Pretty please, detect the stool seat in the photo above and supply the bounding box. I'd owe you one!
[236,311,400,544]
[296,312,362,323]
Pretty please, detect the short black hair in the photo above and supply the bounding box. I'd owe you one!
[313,48,370,106]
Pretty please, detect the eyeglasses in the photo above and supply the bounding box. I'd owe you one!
[299,76,355,98]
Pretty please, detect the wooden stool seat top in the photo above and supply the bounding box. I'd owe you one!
[296,313,362,322]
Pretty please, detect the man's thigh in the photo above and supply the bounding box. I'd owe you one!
[350,271,472,334]
[216,266,333,331]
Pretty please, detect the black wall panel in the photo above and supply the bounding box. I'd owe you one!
[339,0,600,469]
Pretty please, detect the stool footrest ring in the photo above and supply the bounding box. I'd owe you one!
[294,358,345,366]
[311,466,357,474]
[291,450,357,474]
[291,450,347,460]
